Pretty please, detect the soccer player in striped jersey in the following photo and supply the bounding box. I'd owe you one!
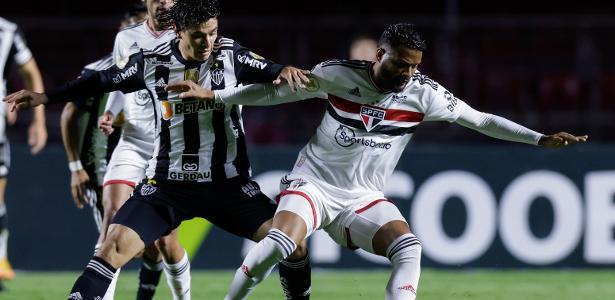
[60,54,122,232]
[5,1,312,299]
[94,1,192,299]
[170,23,588,300]
[0,16,47,291]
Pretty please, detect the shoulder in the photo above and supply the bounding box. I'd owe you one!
[320,59,370,70]
[142,40,173,56]
[117,21,144,35]
[409,70,440,92]
[0,17,17,31]
[84,54,114,71]
[214,36,235,53]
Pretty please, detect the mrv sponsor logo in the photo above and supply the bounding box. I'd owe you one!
[237,54,268,70]
[335,125,392,149]
[112,63,138,83]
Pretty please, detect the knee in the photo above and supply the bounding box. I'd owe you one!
[98,226,144,268]
[386,233,422,264]
[287,239,308,260]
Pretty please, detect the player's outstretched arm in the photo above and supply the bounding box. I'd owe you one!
[538,132,588,148]
[3,89,48,112]
[455,101,588,146]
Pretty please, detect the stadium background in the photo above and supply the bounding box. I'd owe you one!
[1,0,615,298]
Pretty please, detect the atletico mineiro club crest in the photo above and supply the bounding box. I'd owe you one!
[360,105,386,132]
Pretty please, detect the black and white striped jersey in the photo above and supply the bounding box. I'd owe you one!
[48,36,284,182]
[0,17,33,104]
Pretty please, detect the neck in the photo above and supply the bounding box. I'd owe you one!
[178,40,193,61]
[147,17,159,32]
[370,62,389,92]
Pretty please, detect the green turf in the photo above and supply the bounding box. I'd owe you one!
[1,269,614,299]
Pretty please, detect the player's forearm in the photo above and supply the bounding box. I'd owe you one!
[215,83,317,106]
[60,103,82,162]
[455,102,543,145]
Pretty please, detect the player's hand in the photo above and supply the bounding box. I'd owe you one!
[166,80,215,100]
[3,89,48,112]
[538,132,588,148]
[98,111,115,135]
[274,66,311,92]
[71,169,92,209]
[28,120,48,155]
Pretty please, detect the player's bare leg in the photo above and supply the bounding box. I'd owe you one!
[155,229,192,300]
[69,224,145,299]
[96,182,134,299]
[372,221,421,300]
[0,178,15,288]
[226,208,311,300]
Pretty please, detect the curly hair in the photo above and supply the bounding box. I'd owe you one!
[378,23,427,52]
[157,0,220,30]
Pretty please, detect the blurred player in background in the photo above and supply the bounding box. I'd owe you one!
[95,1,192,299]
[168,23,588,300]
[349,35,378,61]
[0,16,47,292]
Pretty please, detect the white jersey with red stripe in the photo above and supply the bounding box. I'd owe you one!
[110,20,175,140]
[291,59,463,193]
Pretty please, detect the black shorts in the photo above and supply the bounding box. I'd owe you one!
[111,176,276,245]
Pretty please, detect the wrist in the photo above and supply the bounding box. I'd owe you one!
[68,160,83,172]
[537,135,547,146]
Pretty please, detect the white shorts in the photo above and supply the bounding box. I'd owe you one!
[103,136,153,187]
[277,173,406,254]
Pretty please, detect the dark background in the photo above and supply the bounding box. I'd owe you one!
[3,0,615,146]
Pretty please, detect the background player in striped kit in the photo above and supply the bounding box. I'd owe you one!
[4,1,312,299]
[95,1,192,299]
[0,16,47,291]
[168,23,588,300]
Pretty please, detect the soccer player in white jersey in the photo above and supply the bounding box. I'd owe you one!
[168,23,588,300]
[0,16,47,291]
[95,1,192,299]
[4,1,313,299]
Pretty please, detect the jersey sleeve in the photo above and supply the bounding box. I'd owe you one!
[233,41,284,84]
[419,77,464,122]
[104,91,126,116]
[47,51,146,104]
[10,27,33,66]
[112,31,138,68]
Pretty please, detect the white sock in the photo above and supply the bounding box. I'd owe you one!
[102,268,121,300]
[164,250,191,300]
[0,229,8,260]
[385,233,422,300]
[225,229,296,300]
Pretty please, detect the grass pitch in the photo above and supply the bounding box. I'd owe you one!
[1,269,614,299]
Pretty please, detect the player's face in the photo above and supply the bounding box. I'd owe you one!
[178,18,218,62]
[144,0,175,29]
[375,46,422,92]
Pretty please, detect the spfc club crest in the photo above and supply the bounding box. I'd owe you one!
[360,105,386,132]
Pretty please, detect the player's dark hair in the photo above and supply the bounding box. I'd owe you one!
[378,23,427,52]
[161,0,220,31]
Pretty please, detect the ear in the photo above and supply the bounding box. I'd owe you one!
[376,48,385,63]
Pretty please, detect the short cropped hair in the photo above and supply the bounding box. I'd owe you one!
[378,23,427,52]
